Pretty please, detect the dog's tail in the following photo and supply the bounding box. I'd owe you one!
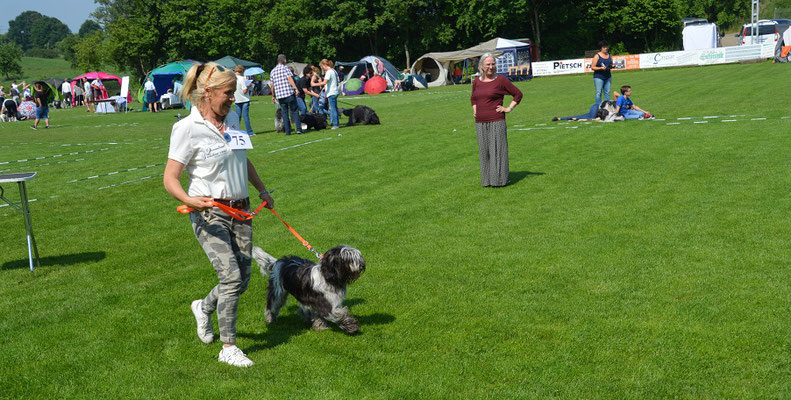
[252,247,277,277]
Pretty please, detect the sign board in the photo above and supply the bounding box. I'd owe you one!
[120,76,130,99]
[584,55,640,73]
[532,59,585,76]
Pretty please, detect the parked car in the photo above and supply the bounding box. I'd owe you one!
[737,20,790,45]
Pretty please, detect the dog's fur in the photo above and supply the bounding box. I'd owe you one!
[275,108,328,132]
[341,105,380,126]
[253,245,366,334]
[300,112,328,131]
[596,100,625,122]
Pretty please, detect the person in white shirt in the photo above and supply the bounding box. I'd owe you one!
[61,80,72,107]
[82,78,93,112]
[318,59,341,129]
[144,77,160,113]
[90,79,103,100]
[233,65,253,135]
[163,62,274,368]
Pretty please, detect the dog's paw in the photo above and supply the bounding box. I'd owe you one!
[265,310,277,324]
[312,318,330,331]
[340,316,359,335]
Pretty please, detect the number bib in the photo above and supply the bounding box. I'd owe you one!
[223,129,253,150]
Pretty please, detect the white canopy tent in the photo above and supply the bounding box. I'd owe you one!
[411,38,530,87]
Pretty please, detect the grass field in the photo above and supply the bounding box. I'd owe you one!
[0,62,789,398]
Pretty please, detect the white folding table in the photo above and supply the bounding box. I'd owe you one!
[0,172,40,274]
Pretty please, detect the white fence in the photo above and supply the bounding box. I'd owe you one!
[532,44,776,77]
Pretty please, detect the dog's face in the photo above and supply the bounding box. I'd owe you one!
[320,245,365,285]
[341,108,352,117]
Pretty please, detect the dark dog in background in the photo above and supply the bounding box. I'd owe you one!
[253,245,366,334]
[275,108,328,132]
[342,105,380,126]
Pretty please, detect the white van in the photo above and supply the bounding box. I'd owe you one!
[738,20,787,45]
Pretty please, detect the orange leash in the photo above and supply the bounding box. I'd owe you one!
[177,201,322,259]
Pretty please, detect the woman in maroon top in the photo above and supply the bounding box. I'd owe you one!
[470,54,523,187]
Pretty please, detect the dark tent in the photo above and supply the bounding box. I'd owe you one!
[213,56,262,69]
[44,78,66,91]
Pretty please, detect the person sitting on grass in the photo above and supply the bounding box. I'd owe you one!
[614,85,653,120]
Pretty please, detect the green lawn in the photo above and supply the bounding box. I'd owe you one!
[0,62,789,398]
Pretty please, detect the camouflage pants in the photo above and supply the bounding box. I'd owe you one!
[190,207,253,344]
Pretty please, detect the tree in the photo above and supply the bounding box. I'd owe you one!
[72,31,108,71]
[7,11,44,50]
[0,40,24,78]
[94,0,169,79]
[58,34,81,66]
[30,16,72,49]
[78,20,103,37]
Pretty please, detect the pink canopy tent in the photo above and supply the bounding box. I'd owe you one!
[70,71,131,104]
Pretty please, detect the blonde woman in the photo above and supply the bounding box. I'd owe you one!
[163,62,274,367]
[470,53,523,187]
[317,59,341,129]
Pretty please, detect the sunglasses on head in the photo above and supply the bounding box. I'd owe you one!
[197,63,226,82]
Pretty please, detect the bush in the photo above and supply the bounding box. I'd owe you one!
[25,47,60,58]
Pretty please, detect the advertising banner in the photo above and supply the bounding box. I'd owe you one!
[532,59,585,76]
[640,50,697,69]
[584,55,640,73]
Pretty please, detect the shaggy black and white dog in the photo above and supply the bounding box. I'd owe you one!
[596,100,625,122]
[253,245,366,334]
[341,105,380,126]
[275,109,328,132]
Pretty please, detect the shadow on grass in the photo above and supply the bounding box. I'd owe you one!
[239,297,395,354]
[509,170,545,185]
[1,251,106,271]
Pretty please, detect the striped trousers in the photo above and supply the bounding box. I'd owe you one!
[475,120,509,187]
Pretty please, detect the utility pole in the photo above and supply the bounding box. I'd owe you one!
[751,0,760,44]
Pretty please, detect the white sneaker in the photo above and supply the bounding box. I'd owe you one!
[218,345,254,367]
[191,299,214,344]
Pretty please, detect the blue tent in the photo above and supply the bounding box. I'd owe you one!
[337,56,402,89]
[140,60,197,110]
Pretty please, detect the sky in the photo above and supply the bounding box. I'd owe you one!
[0,0,99,34]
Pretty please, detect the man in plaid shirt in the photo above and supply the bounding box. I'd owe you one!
[270,54,303,135]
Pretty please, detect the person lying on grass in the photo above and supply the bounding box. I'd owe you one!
[552,103,600,121]
[614,85,654,120]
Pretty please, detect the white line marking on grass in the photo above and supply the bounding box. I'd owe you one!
[267,138,332,154]
[98,174,164,190]
[0,158,86,173]
[750,117,766,121]
[535,123,547,126]
[693,121,709,124]
[0,148,111,165]
[677,117,692,120]
[0,195,59,208]
[655,119,666,121]
[565,126,578,129]
[667,123,681,125]
[781,116,790,119]
[68,163,164,183]
[703,116,719,119]
[722,119,738,122]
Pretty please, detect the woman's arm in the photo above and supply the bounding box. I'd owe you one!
[496,78,523,113]
[247,159,274,209]
[163,159,214,210]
